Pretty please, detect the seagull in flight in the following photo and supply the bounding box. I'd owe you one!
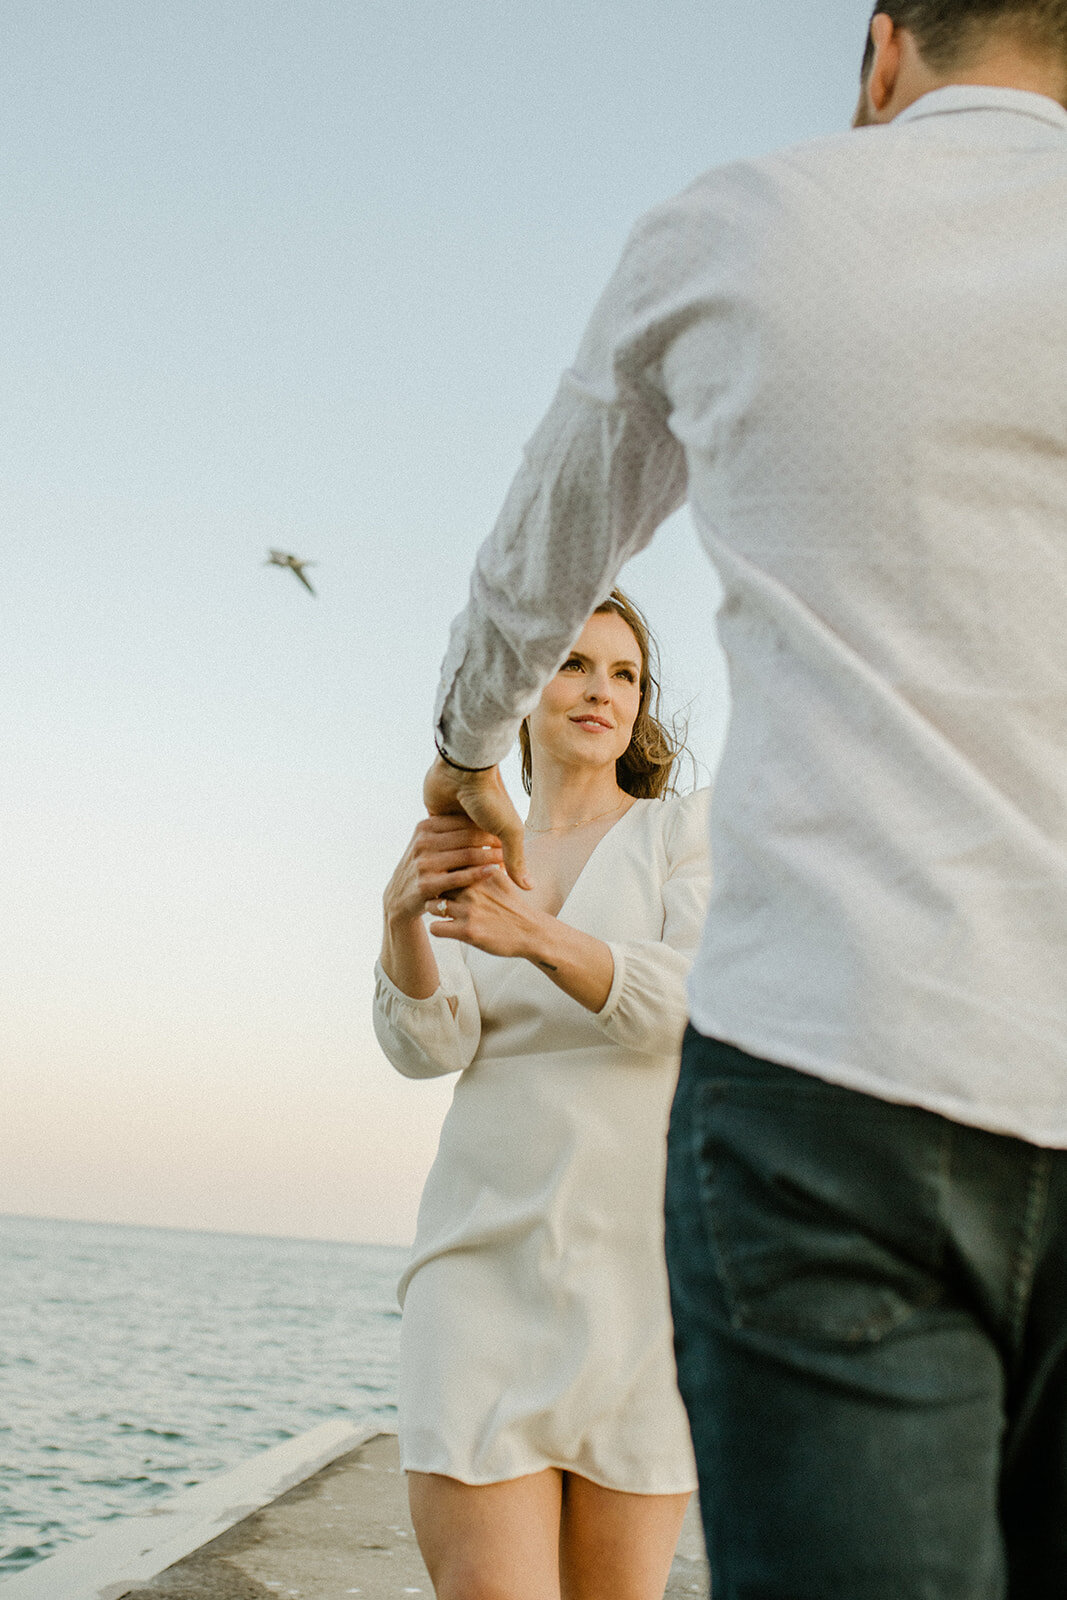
[265,549,317,595]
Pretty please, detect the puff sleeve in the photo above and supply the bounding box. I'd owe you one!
[593,788,711,1056]
[373,938,482,1079]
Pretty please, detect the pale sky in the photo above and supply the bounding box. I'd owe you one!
[3,0,871,1246]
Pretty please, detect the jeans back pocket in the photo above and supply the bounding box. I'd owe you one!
[691,1067,950,1345]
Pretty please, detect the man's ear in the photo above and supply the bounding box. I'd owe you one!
[866,12,904,116]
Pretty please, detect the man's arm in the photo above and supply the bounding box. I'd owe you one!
[429,201,694,875]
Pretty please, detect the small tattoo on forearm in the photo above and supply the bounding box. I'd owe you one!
[538,960,559,973]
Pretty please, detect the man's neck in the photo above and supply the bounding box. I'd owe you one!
[856,24,1067,126]
[929,53,1067,106]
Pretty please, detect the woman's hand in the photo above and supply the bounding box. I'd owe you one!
[427,866,542,961]
[383,815,503,928]
[380,816,504,1000]
[430,869,616,1014]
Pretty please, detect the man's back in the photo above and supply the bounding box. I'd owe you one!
[636,87,1067,1134]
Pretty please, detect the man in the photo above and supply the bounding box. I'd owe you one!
[425,5,1067,1594]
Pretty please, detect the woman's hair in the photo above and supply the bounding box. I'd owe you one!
[517,589,688,800]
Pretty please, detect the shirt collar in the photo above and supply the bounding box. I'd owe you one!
[897,84,1067,132]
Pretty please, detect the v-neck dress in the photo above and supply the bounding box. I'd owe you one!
[373,788,710,1492]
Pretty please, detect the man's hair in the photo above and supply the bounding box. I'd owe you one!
[861,2,1067,78]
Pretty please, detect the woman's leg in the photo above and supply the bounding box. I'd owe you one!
[407,1468,564,1600]
[558,1476,691,1600]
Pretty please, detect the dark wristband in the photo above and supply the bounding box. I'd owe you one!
[434,734,495,774]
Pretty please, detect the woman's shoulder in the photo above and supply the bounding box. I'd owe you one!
[638,785,710,837]
[626,787,710,863]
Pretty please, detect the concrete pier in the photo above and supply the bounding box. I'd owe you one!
[122,1434,709,1599]
[12,1431,708,1599]
[8,1433,713,1593]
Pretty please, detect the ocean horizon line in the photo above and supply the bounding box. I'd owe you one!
[0,1209,410,1253]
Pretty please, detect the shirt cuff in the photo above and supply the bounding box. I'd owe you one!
[594,941,628,1025]
[373,959,453,1012]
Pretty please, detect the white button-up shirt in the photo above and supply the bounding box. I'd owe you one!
[435,86,1067,1145]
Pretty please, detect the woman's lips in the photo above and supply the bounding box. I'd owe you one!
[571,716,612,730]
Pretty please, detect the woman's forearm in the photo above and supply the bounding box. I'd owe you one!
[380,913,442,999]
[522,915,615,1014]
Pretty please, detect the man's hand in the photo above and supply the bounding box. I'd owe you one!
[423,756,531,889]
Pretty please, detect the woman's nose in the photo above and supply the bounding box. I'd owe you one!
[585,675,610,701]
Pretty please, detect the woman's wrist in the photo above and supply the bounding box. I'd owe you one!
[381,904,429,971]
[519,909,560,970]
[380,912,440,1000]
[520,917,614,1011]
[384,902,422,934]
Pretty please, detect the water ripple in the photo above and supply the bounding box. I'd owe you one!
[0,1215,407,1582]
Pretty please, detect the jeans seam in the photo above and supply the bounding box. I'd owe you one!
[1007,1147,1052,1358]
[690,1080,773,1335]
[685,1083,728,1310]
[934,1117,954,1281]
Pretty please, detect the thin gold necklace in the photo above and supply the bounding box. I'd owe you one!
[524,796,630,835]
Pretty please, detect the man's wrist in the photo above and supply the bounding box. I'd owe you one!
[434,732,494,774]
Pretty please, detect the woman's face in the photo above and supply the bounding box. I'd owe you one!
[527,610,643,776]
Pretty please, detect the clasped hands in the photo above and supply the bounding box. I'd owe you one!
[382,758,540,960]
[386,754,613,1014]
[385,812,542,960]
[423,756,530,888]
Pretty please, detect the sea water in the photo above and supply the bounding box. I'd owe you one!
[0,1213,408,1582]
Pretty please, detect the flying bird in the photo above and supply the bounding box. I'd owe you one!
[265,549,317,595]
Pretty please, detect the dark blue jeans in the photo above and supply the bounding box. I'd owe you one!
[664,1029,1067,1600]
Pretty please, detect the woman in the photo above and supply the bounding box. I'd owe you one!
[374,590,709,1600]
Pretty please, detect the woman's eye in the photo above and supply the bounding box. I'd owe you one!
[560,659,583,672]
[615,669,636,682]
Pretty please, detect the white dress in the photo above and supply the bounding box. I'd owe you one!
[373,789,709,1493]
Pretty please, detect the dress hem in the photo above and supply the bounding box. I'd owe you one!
[399,1455,697,1497]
